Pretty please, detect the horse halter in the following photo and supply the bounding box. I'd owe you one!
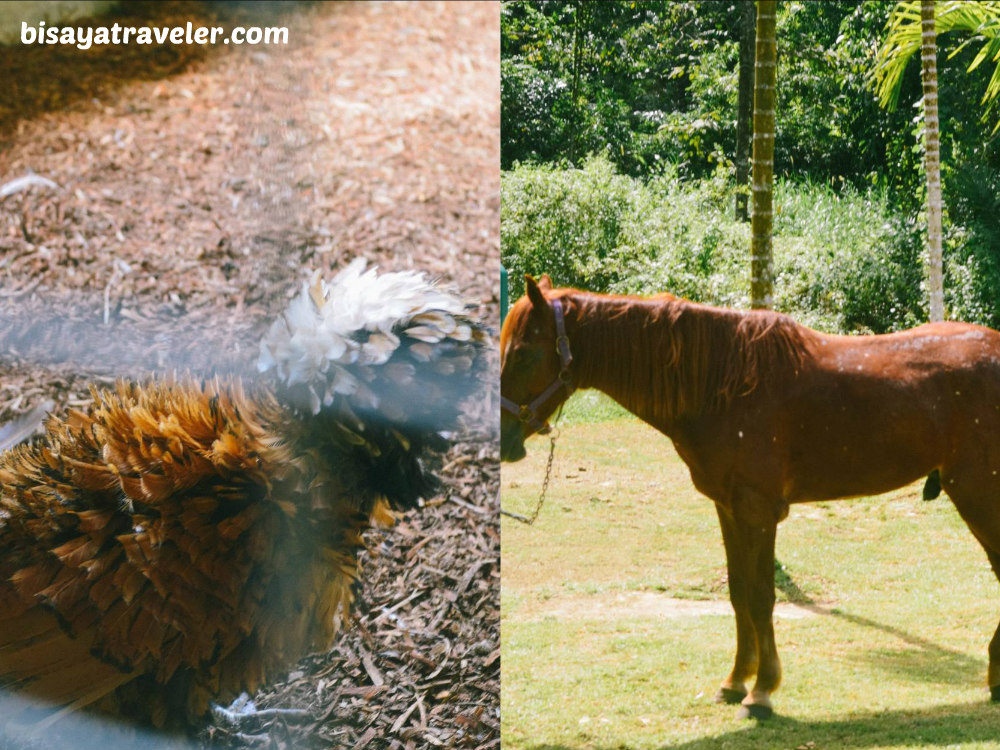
[501,297,574,435]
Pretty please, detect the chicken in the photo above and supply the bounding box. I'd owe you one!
[0,260,489,732]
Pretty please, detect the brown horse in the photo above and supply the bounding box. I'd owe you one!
[501,274,1000,719]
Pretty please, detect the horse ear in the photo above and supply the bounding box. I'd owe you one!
[524,275,548,311]
[537,274,553,291]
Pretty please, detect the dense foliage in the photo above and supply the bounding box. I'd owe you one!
[507,156,900,332]
[501,0,1000,330]
[504,155,1000,332]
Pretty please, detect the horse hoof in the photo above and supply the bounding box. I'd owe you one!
[991,684,1000,703]
[737,703,774,720]
[715,687,748,705]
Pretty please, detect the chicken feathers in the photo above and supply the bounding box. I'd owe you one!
[0,262,489,730]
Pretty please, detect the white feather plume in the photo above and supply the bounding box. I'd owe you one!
[258,259,481,413]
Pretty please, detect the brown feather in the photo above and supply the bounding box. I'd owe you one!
[0,341,480,731]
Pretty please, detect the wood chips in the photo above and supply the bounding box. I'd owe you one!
[0,1,499,747]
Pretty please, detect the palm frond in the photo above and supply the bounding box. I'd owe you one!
[872,0,1000,131]
[871,0,924,112]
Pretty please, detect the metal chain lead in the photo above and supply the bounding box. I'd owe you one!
[500,431,557,525]
[500,403,565,525]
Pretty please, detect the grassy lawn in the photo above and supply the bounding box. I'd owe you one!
[501,392,1000,750]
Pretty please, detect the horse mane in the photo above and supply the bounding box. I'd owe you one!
[564,291,813,424]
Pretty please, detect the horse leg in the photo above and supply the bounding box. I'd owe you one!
[742,527,780,718]
[941,483,1000,701]
[728,505,781,720]
[715,505,757,704]
[981,548,1000,701]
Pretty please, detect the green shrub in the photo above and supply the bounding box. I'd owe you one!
[501,60,574,168]
[502,157,939,334]
[501,155,659,299]
[944,162,1000,329]
[771,181,925,333]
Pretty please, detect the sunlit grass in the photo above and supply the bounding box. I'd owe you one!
[501,392,1000,750]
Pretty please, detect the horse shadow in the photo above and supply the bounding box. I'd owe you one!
[521,700,1000,750]
[522,567,997,750]
[774,558,985,685]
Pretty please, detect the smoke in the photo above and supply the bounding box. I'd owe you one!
[0,299,261,381]
[0,690,196,750]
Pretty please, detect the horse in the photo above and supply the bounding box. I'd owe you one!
[500,274,1000,719]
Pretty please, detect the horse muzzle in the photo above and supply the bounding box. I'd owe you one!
[500,421,528,462]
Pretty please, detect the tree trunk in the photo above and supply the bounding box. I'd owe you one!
[735,0,755,222]
[569,0,585,164]
[921,0,945,322]
[750,0,777,310]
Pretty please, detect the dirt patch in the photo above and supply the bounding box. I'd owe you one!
[0,1,498,748]
[511,591,828,623]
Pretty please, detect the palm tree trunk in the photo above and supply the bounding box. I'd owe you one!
[921,0,945,322]
[751,0,777,310]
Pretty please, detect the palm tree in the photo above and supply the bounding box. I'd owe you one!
[920,1,945,322]
[873,0,1000,322]
[750,0,777,310]
[874,1,1000,128]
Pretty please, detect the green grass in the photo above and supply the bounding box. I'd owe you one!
[559,390,633,425]
[501,393,1000,749]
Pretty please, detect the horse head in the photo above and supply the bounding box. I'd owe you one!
[500,274,574,462]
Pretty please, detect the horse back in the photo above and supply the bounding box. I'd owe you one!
[771,321,1000,501]
[676,320,1000,508]
[812,320,1000,380]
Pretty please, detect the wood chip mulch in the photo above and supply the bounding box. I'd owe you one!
[0,2,499,748]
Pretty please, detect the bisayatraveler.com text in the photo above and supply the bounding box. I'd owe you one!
[21,21,289,50]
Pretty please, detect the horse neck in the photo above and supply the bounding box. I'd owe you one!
[568,295,683,429]
[567,294,799,431]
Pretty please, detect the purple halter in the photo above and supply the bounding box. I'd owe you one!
[501,297,574,435]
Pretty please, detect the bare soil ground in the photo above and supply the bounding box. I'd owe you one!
[507,591,826,623]
[0,2,498,748]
